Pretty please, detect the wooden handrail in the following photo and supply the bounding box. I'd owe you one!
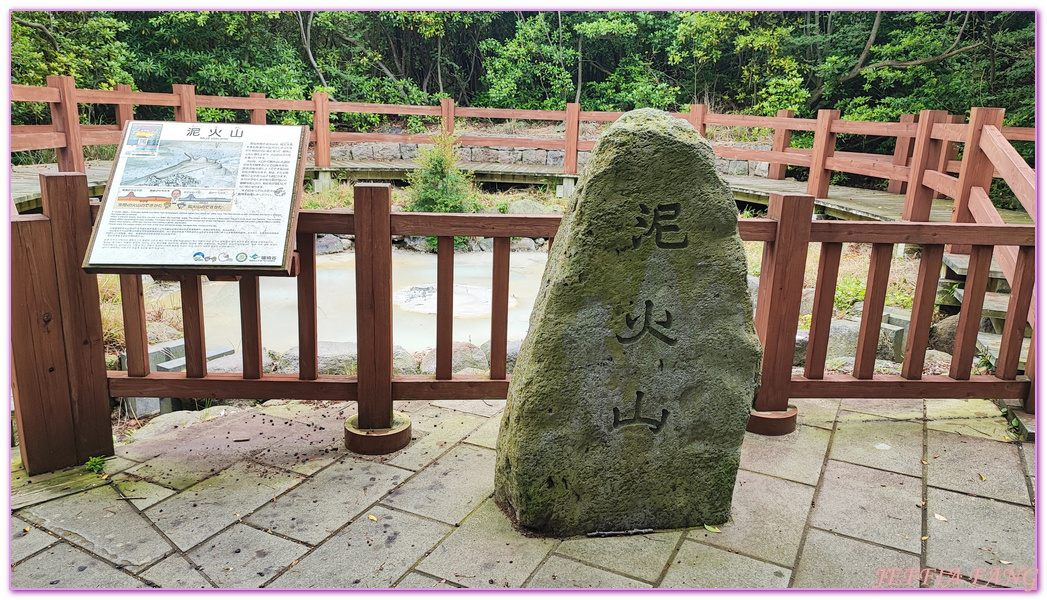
[979,125,1036,217]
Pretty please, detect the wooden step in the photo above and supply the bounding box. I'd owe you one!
[953,288,1014,320]
[976,331,1031,371]
[942,252,1007,281]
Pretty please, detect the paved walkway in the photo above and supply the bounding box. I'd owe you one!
[9,396,1036,590]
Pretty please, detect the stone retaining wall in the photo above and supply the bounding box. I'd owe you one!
[329,141,773,178]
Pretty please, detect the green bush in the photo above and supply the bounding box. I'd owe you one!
[834,275,866,310]
[405,132,478,251]
[404,132,477,214]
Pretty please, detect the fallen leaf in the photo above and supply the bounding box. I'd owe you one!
[23,527,30,533]
[981,547,992,551]
[703,524,721,533]
[921,460,929,465]
[922,536,929,540]
[978,473,986,481]
[933,454,940,459]
[290,560,299,567]
[934,513,948,522]
[1000,560,1012,565]
[100,474,108,479]
[368,514,378,522]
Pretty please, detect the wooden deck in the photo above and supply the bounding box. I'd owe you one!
[11,159,1033,225]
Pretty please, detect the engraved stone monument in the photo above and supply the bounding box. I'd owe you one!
[494,109,762,536]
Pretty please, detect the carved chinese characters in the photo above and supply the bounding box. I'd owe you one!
[494,109,762,536]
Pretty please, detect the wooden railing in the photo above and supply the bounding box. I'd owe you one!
[11,77,1035,201]
[11,175,1034,473]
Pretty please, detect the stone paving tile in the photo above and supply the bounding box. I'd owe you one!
[838,397,923,421]
[925,398,1003,421]
[555,531,681,584]
[926,416,1013,442]
[19,485,173,571]
[11,456,136,510]
[10,516,57,563]
[463,414,501,450]
[144,461,303,552]
[830,417,924,477]
[792,397,841,429]
[270,505,451,588]
[110,473,176,510]
[10,542,149,588]
[394,571,461,589]
[687,469,813,568]
[259,399,353,421]
[123,412,303,490]
[387,406,487,471]
[252,422,347,476]
[926,431,1029,505]
[660,539,790,588]
[415,498,556,588]
[792,528,920,589]
[739,425,830,486]
[925,487,1035,580]
[1021,442,1035,499]
[187,523,309,588]
[526,554,650,589]
[432,399,506,418]
[139,554,213,588]
[383,446,496,525]
[810,460,921,553]
[246,457,411,545]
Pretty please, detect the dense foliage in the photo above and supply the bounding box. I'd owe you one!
[11,10,1035,128]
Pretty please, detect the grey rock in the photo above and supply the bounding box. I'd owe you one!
[510,237,537,252]
[315,233,349,255]
[471,147,498,163]
[403,235,434,253]
[522,149,548,164]
[753,161,770,178]
[825,319,862,360]
[373,142,401,160]
[478,237,495,252]
[798,288,817,316]
[454,146,471,161]
[715,157,730,174]
[350,143,375,160]
[496,149,523,164]
[276,341,358,375]
[481,339,524,375]
[547,150,565,166]
[727,160,750,175]
[419,341,490,375]
[507,199,552,215]
[929,315,960,354]
[399,143,419,160]
[494,109,761,536]
[465,237,481,252]
[794,329,810,366]
[393,345,419,375]
[747,276,760,314]
[577,150,591,168]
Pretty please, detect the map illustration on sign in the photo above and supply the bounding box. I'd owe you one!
[84,120,308,273]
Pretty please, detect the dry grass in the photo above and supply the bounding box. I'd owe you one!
[98,274,183,356]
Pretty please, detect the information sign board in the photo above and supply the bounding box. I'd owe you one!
[84,120,308,275]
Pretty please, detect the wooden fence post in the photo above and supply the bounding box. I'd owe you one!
[248,92,267,125]
[749,192,814,436]
[11,214,80,474]
[46,75,85,173]
[901,110,949,222]
[39,173,114,462]
[441,97,455,135]
[950,107,1005,254]
[767,109,794,180]
[934,114,966,198]
[887,113,916,194]
[563,102,581,175]
[114,83,135,129]
[312,91,331,168]
[172,84,197,122]
[355,184,393,427]
[806,109,840,199]
[689,103,707,137]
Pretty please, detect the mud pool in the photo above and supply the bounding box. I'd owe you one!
[192,249,548,355]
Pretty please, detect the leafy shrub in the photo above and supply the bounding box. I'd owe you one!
[834,274,866,310]
[404,132,477,214]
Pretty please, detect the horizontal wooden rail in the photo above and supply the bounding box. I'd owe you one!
[704,113,817,131]
[824,156,909,182]
[11,131,67,151]
[790,374,1030,399]
[456,107,565,120]
[390,213,562,238]
[980,125,1036,216]
[330,101,441,116]
[921,170,959,198]
[830,120,918,137]
[579,111,623,122]
[74,88,182,107]
[12,83,61,102]
[808,221,1034,245]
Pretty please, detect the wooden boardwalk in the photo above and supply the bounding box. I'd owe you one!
[11,159,1032,225]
